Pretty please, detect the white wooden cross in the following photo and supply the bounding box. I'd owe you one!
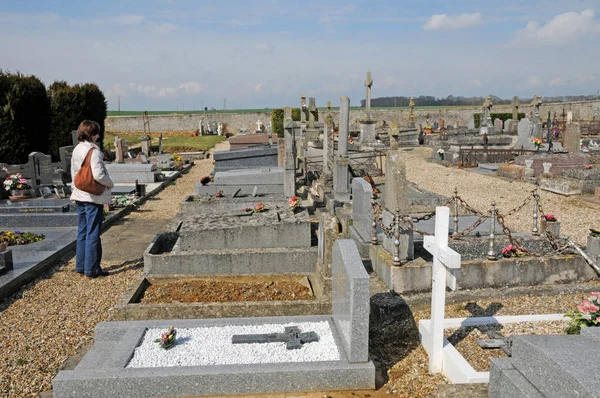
[423,206,462,374]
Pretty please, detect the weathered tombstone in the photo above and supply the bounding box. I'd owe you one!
[71,130,79,146]
[359,73,376,144]
[334,97,350,200]
[115,137,124,163]
[493,118,502,133]
[468,117,475,130]
[283,108,296,197]
[158,134,163,154]
[563,122,581,153]
[217,123,223,136]
[516,118,534,149]
[305,98,319,143]
[28,152,53,188]
[140,136,150,156]
[503,119,512,132]
[422,206,461,374]
[364,71,373,119]
[524,159,534,178]
[350,178,373,257]
[542,162,552,174]
[381,149,413,260]
[567,111,573,122]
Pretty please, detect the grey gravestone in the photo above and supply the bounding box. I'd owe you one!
[384,150,409,215]
[516,118,534,149]
[332,239,370,363]
[493,119,503,133]
[468,117,475,130]
[71,130,79,146]
[351,178,373,243]
[252,186,258,197]
[563,123,581,153]
[503,119,512,132]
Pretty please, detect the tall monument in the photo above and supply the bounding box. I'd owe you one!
[359,71,377,144]
[409,97,415,128]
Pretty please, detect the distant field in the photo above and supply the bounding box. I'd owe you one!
[106,105,484,117]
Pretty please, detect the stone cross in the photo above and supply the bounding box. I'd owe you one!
[308,97,316,129]
[256,119,262,131]
[512,96,519,121]
[231,326,319,350]
[364,71,373,119]
[423,206,462,374]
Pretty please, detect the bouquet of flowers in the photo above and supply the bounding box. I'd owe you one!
[288,196,300,211]
[501,244,527,258]
[200,176,212,185]
[3,172,31,191]
[565,293,600,334]
[244,202,268,213]
[154,326,177,350]
[215,190,224,198]
[544,213,557,222]
[532,137,542,147]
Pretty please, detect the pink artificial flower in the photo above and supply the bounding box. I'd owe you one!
[577,304,590,312]
[590,292,600,300]
[589,303,599,313]
[18,178,26,184]
[582,299,592,307]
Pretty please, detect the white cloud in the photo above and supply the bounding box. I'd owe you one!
[107,83,127,97]
[468,79,482,87]
[423,12,482,30]
[514,9,600,46]
[178,81,203,94]
[255,42,274,53]
[254,84,263,93]
[528,76,543,87]
[122,81,204,99]
[111,15,144,25]
[548,77,566,87]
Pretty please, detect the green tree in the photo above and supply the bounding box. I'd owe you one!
[0,71,50,163]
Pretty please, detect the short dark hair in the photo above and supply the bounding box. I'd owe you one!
[77,120,101,142]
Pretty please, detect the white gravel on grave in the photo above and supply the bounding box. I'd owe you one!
[126,321,340,368]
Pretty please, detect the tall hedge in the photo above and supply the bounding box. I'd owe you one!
[0,71,50,163]
[48,82,107,159]
[474,112,525,129]
[270,108,319,138]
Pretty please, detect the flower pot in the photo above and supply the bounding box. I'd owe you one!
[9,189,32,200]
[546,221,560,238]
[0,242,7,252]
[437,154,444,161]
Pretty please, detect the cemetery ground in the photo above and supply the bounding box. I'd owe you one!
[0,144,598,397]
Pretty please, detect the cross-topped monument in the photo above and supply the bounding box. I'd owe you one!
[423,206,462,374]
[364,71,373,120]
[512,96,519,121]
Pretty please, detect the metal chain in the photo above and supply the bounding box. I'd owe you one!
[455,196,487,216]
[452,214,490,239]
[495,210,524,249]
[505,194,533,216]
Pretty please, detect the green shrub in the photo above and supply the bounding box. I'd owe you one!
[0,71,50,163]
[474,112,525,129]
[48,82,107,159]
[270,108,319,138]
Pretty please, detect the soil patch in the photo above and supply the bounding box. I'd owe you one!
[139,277,314,303]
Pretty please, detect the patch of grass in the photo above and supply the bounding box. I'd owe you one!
[103,132,225,152]
[162,135,226,152]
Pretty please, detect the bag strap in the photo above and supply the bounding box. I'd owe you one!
[81,148,95,167]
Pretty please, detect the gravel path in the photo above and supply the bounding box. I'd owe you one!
[403,147,598,244]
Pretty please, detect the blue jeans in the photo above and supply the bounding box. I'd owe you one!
[75,201,104,276]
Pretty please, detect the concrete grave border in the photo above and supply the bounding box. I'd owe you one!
[419,313,566,383]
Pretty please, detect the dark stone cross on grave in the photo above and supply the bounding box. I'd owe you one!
[232,326,319,350]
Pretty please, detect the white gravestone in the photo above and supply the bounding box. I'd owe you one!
[423,206,461,374]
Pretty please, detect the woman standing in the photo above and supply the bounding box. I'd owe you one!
[70,120,114,278]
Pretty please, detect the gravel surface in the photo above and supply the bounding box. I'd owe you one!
[127,321,339,368]
[402,147,598,245]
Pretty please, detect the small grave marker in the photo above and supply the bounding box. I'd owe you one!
[232,326,319,350]
[423,206,461,374]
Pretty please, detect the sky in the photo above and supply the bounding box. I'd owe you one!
[1,0,599,110]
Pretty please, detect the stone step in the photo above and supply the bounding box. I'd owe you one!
[489,358,544,398]
[144,246,318,276]
[510,334,600,397]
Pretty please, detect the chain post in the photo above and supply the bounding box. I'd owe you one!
[392,207,401,266]
[453,187,459,238]
[532,186,539,236]
[371,193,378,245]
[487,200,497,260]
